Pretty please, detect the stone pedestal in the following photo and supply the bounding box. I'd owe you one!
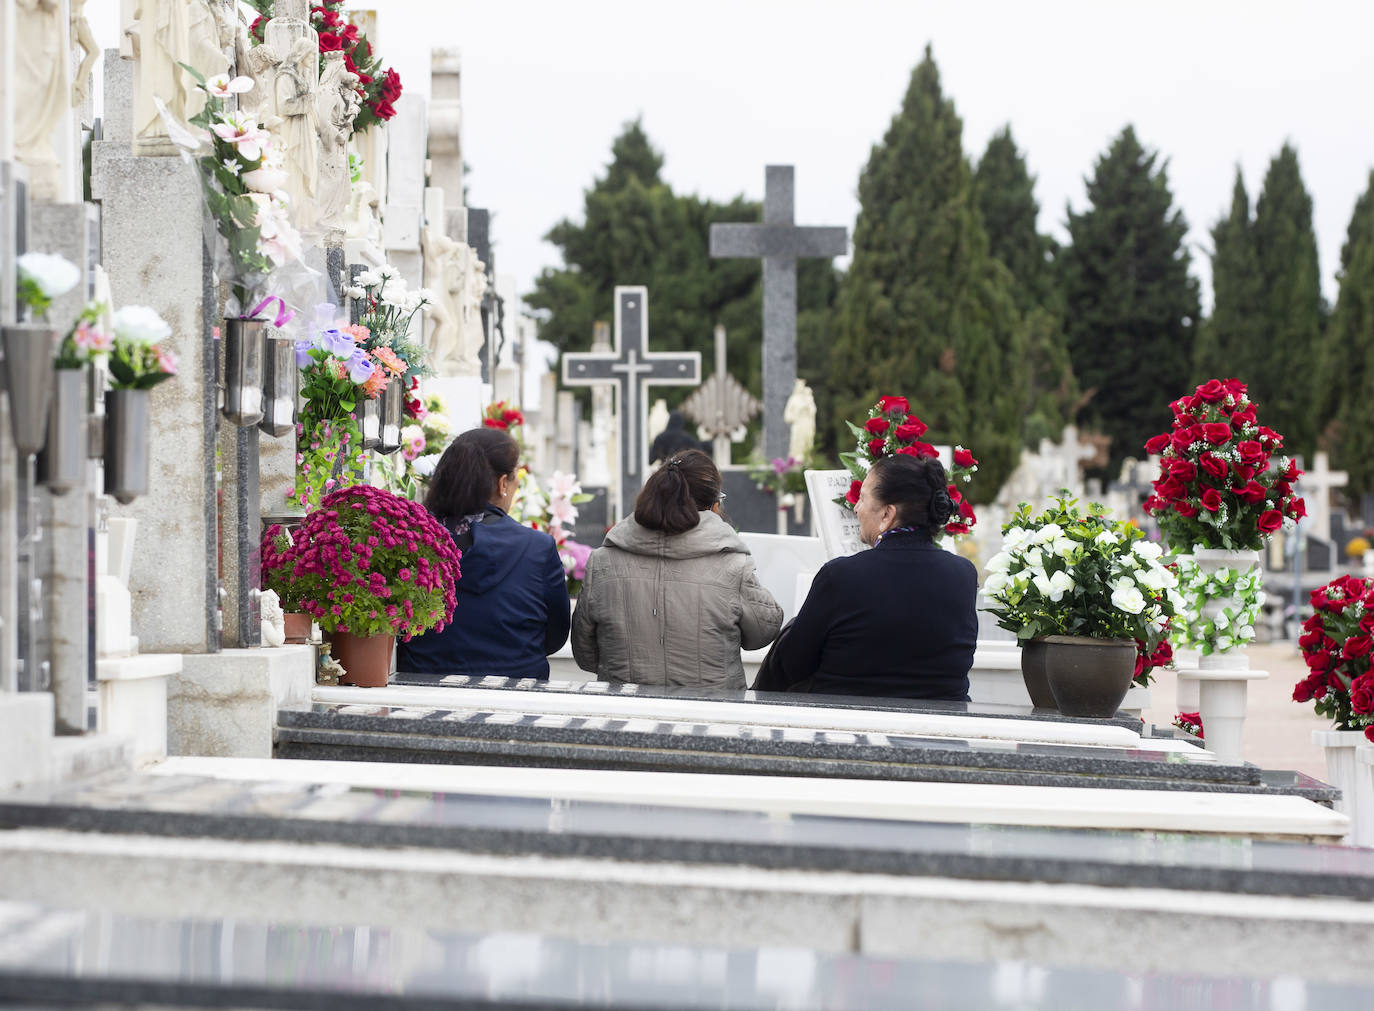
[1177,667,1268,764]
[0,693,55,791]
[168,646,315,759]
[97,652,181,766]
[1327,731,1374,846]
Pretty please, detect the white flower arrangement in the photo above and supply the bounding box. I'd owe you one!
[1171,559,1265,655]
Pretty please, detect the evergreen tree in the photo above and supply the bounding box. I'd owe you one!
[1195,167,1262,381]
[1251,143,1324,456]
[528,119,835,446]
[829,47,1029,499]
[974,126,1076,445]
[1061,126,1200,478]
[1321,173,1374,497]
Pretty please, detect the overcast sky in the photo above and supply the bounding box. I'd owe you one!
[92,1,1374,315]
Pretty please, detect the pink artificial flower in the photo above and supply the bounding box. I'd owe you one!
[211,112,269,162]
[153,345,178,376]
[73,321,113,354]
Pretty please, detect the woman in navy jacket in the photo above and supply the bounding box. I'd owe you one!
[396,428,570,678]
[765,454,978,700]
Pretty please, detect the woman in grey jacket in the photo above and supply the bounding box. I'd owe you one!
[571,450,782,689]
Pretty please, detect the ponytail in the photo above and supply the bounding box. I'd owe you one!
[634,449,721,535]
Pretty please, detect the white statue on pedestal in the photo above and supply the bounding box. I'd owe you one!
[270,36,320,231]
[14,0,67,198]
[71,0,102,108]
[185,0,231,121]
[783,378,817,463]
[260,590,286,647]
[459,245,488,374]
[127,0,192,155]
[422,225,465,373]
[315,50,360,233]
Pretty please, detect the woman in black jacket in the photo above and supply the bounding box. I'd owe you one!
[765,454,978,700]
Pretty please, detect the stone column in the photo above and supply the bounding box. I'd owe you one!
[91,50,217,654]
[383,94,427,288]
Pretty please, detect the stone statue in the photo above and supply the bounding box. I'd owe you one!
[185,0,232,120]
[14,0,67,198]
[647,399,671,447]
[238,36,280,120]
[315,51,360,233]
[127,0,192,156]
[457,243,488,376]
[422,225,467,374]
[260,589,286,647]
[346,180,382,244]
[70,0,101,108]
[782,378,817,464]
[271,36,321,231]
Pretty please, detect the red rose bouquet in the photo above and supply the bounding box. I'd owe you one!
[837,395,979,537]
[1294,574,1374,742]
[265,484,461,641]
[483,400,525,432]
[247,1,402,135]
[1142,378,1306,551]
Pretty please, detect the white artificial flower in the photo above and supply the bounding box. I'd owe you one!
[17,252,81,298]
[1094,530,1120,546]
[205,74,254,99]
[427,413,453,436]
[1136,565,1175,593]
[1024,547,1045,570]
[111,304,172,346]
[1046,570,1075,602]
[1001,526,1031,550]
[411,454,439,477]
[381,283,411,309]
[1133,540,1164,562]
[1214,610,1231,631]
[400,424,423,444]
[1110,579,1146,615]
[1032,523,1064,545]
[415,287,436,305]
[1050,537,1076,558]
[344,285,367,300]
[241,165,288,194]
[376,265,398,280]
[983,571,1011,596]
[986,551,1012,573]
[222,159,242,176]
[1032,572,1053,599]
[355,269,382,288]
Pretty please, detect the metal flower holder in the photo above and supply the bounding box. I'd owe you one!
[360,396,381,450]
[104,388,150,504]
[1,324,57,454]
[37,367,86,494]
[259,334,297,437]
[376,380,403,455]
[222,317,265,427]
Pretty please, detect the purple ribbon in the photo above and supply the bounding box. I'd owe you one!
[248,296,296,327]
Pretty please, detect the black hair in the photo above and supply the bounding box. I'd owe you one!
[869,454,953,536]
[425,427,520,520]
[634,449,721,535]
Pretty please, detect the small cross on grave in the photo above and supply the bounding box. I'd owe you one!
[1302,451,1348,544]
[710,166,846,460]
[680,325,761,468]
[561,286,701,519]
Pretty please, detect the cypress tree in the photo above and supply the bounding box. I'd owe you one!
[1251,143,1324,456]
[974,126,1076,445]
[830,46,1028,498]
[1321,173,1374,497]
[1061,126,1200,478]
[1195,168,1262,381]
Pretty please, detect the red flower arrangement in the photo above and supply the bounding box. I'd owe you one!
[248,1,401,135]
[838,395,979,537]
[262,485,461,641]
[482,400,525,431]
[1294,574,1374,742]
[1142,378,1306,551]
[1172,711,1203,739]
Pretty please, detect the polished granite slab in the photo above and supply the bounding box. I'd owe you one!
[3,900,1372,1011]
[391,672,1144,731]
[0,770,1368,898]
[270,701,1334,799]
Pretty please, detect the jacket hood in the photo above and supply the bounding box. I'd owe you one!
[450,511,541,594]
[603,511,750,561]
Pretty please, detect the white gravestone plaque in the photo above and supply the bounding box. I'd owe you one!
[806,447,955,560]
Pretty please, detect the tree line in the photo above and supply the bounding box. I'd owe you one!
[529,45,1373,504]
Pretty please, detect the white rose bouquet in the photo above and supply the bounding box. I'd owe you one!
[16,252,81,321]
[982,492,1183,685]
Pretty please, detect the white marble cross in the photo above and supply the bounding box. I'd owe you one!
[561,287,701,519]
[1302,451,1348,542]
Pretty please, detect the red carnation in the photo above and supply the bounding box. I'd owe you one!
[1202,422,1233,445]
[845,479,862,505]
[867,438,887,457]
[1144,434,1171,455]
[953,448,977,468]
[1196,379,1227,402]
[1257,509,1283,534]
[1200,487,1222,512]
[894,419,928,441]
[1199,453,1228,480]
[877,396,909,415]
[865,417,890,436]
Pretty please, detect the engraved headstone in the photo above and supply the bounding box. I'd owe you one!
[680,324,761,468]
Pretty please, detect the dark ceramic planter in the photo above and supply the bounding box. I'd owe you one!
[1018,639,1059,710]
[1042,635,1138,718]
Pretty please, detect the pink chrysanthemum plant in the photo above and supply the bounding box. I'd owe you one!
[271,484,462,641]
[835,394,980,538]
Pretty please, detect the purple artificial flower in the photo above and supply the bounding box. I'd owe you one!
[319,328,356,359]
[295,339,314,369]
[345,350,375,384]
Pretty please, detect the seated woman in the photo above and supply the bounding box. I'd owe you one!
[571,450,782,689]
[764,454,977,700]
[396,428,570,678]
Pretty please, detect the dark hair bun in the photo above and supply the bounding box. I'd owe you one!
[930,482,954,527]
[870,454,951,536]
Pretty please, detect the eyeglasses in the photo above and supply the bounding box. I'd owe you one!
[717,492,727,503]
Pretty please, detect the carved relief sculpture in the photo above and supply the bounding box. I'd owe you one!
[128,0,192,155]
[14,0,67,197]
[783,378,817,463]
[315,50,359,233]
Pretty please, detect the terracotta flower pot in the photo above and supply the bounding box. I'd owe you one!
[1018,639,1059,710]
[283,612,312,644]
[1042,635,1138,718]
[333,630,394,687]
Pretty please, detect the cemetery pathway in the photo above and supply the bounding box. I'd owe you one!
[1142,643,1331,780]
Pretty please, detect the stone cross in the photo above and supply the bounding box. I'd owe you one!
[710,165,846,459]
[680,325,761,468]
[561,286,701,520]
[1302,451,1348,543]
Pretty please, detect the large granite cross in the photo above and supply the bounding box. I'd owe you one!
[710,165,846,459]
[561,286,700,520]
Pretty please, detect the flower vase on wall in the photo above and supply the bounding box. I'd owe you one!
[37,367,87,494]
[1,323,58,454]
[377,381,403,454]
[222,318,265,427]
[259,335,297,438]
[104,388,151,503]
